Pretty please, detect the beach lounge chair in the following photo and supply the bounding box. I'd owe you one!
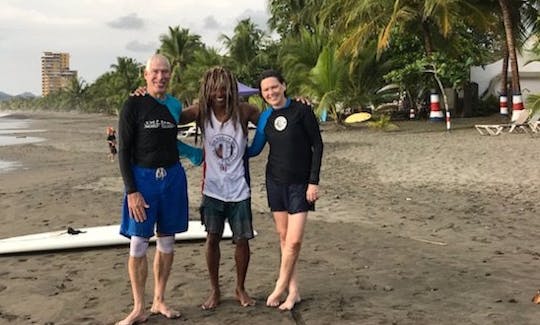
[527,112,540,133]
[475,110,530,136]
[180,125,201,137]
[508,111,531,134]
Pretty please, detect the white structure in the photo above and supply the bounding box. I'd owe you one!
[470,44,540,105]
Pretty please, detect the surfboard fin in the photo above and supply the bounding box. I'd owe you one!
[67,227,86,235]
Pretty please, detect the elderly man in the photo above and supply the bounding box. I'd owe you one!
[116,53,190,325]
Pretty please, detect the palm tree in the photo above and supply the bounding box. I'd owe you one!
[106,57,143,114]
[220,19,266,84]
[499,0,522,105]
[158,26,203,97]
[318,0,496,126]
[278,27,326,94]
[320,0,490,59]
[527,94,540,115]
[278,24,387,122]
[267,0,320,37]
[497,0,540,118]
[64,77,88,110]
[179,47,225,104]
[302,44,348,122]
[110,57,142,93]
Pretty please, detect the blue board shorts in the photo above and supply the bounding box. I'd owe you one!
[120,163,188,238]
[266,177,314,214]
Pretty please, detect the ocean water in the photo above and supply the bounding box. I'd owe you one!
[0,114,46,173]
[0,135,46,146]
[0,160,22,174]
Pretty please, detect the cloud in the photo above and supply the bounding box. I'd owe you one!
[107,13,144,30]
[0,3,88,26]
[237,9,269,31]
[125,40,156,52]
[203,16,221,30]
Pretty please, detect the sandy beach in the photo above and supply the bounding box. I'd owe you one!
[1,111,540,324]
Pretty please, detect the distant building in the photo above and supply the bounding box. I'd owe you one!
[41,52,78,96]
[470,37,540,104]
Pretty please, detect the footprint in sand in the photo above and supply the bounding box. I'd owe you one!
[74,316,97,323]
[0,311,19,322]
[172,282,186,291]
[83,296,99,309]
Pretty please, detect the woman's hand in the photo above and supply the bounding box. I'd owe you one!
[306,184,319,203]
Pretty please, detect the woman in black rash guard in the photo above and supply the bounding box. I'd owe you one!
[255,70,323,311]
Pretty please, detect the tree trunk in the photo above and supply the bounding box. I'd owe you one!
[500,42,509,96]
[421,19,434,56]
[498,0,521,95]
[499,42,510,115]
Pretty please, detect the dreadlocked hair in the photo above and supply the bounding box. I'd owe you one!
[197,66,247,137]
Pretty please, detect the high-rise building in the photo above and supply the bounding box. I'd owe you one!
[41,52,78,96]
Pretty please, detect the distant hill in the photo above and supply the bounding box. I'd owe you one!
[0,91,11,101]
[16,92,36,99]
[0,91,37,101]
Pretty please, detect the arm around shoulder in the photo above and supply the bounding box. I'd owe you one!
[247,107,271,157]
[179,103,200,124]
[177,140,203,166]
[240,102,261,125]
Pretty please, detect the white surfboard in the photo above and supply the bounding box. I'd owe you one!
[0,221,234,254]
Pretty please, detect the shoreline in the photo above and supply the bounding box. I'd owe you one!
[0,113,47,172]
[1,111,540,324]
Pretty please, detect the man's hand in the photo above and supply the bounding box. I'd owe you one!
[127,192,150,222]
[306,184,319,203]
[130,86,148,97]
[294,96,312,106]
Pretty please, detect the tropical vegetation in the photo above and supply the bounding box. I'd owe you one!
[1,0,539,124]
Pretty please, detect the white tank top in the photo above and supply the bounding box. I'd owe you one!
[202,111,250,202]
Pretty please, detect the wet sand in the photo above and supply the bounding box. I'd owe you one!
[1,111,540,324]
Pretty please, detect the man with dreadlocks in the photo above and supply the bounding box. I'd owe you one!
[179,66,261,310]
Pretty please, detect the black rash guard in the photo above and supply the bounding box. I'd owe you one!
[118,95,179,193]
[264,101,323,185]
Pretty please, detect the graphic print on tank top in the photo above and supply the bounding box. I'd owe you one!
[209,133,239,172]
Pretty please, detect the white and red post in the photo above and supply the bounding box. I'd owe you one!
[445,106,451,131]
[499,95,508,115]
[511,94,524,121]
[429,92,444,121]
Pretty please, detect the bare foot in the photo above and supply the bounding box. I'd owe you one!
[266,289,282,307]
[235,288,256,307]
[278,293,301,311]
[201,289,220,310]
[150,301,181,319]
[115,310,148,325]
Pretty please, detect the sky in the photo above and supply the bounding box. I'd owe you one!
[0,0,269,96]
